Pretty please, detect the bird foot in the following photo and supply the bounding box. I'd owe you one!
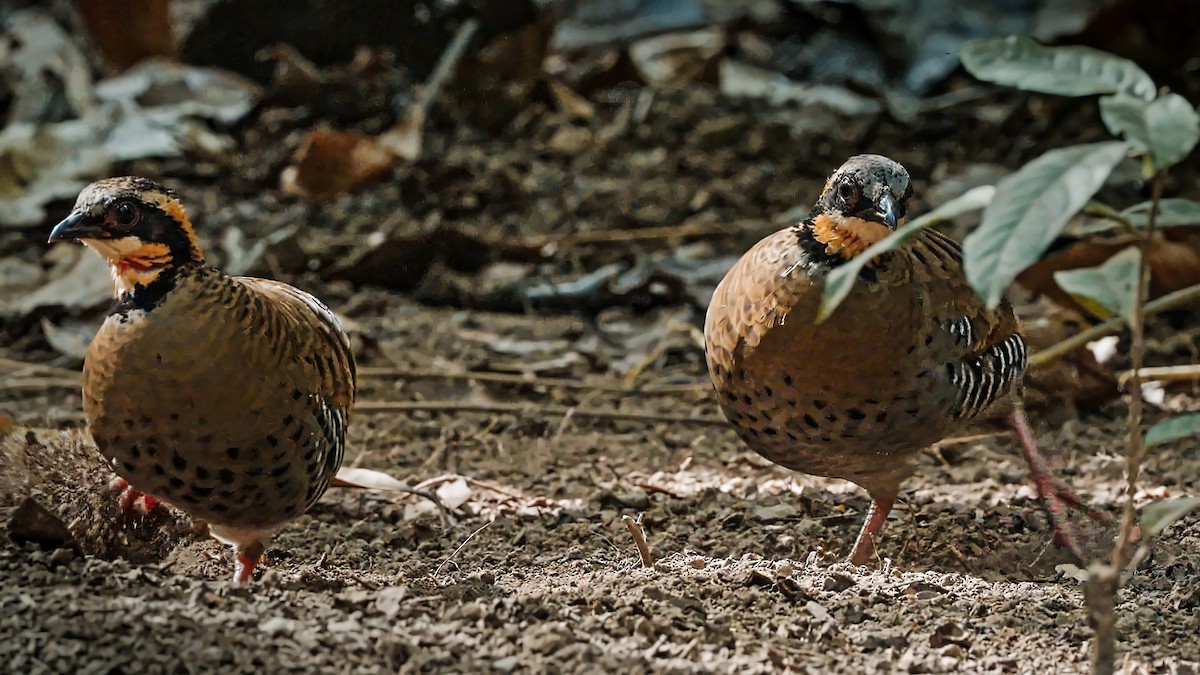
[232,541,266,585]
[848,494,897,566]
[1008,408,1110,557]
[1029,469,1111,552]
[109,477,160,515]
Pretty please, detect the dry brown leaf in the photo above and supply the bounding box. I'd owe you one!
[280,130,395,199]
[546,77,595,119]
[1018,229,1200,315]
[1016,294,1119,418]
[74,0,177,71]
[628,28,725,88]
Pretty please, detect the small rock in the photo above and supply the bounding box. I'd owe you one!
[842,603,865,624]
[47,547,75,567]
[546,126,592,155]
[930,621,970,648]
[804,600,831,623]
[906,580,948,598]
[823,573,856,593]
[259,617,295,636]
[493,656,520,672]
[7,498,76,551]
[753,502,799,522]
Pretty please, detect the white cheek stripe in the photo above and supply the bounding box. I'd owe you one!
[82,237,148,259]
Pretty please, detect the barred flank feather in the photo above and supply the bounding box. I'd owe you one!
[947,333,1027,419]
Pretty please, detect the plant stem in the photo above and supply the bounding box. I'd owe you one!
[1124,170,1164,509]
[1089,169,1167,675]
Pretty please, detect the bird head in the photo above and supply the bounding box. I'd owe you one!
[806,154,912,259]
[49,177,205,297]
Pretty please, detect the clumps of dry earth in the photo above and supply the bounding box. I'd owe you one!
[3,301,1200,673]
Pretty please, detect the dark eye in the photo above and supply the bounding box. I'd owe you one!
[837,182,858,207]
[114,201,139,227]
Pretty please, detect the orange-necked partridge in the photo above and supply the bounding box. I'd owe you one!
[49,177,357,583]
[705,154,1103,565]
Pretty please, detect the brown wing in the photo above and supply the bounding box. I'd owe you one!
[907,228,1027,419]
[236,277,357,508]
[236,277,357,412]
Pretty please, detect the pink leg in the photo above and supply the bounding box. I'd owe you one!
[849,493,897,565]
[1008,407,1109,555]
[110,477,160,514]
[232,541,266,585]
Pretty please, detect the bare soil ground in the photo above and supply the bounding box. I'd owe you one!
[3,15,1200,673]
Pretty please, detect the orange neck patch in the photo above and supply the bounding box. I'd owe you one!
[83,238,173,297]
[809,212,893,259]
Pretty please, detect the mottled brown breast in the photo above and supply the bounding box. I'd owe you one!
[83,266,356,529]
[704,226,1023,495]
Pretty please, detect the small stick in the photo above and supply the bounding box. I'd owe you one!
[1118,364,1200,387]
[330,478,452,529]
[413,473,525,502]
[382,17,479,160]
[433,519,492,578]
[357,367,710,395]
[0,358,80,377]
[534,220,752,250]
[355,400,726,427]
[1029,281,1200,370]
[622,514,654,568]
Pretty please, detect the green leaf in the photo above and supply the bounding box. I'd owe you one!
[1144,412,1200,447]
[1141,497,1200,538]
[1099,93,1200,173]
[818,186,996,322]
[1123,198,1200,227]
[960,36,1156,100]
[1052,247,1141,323]
[1081,198,1200,235]
[963,141,1130,308]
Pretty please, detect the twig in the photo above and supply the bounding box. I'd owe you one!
[622,514,654,568]
[533,220,755,250]
[413,473,526,502]
[381,18,478,161]
[0,378,82,393]
[330,478,453,529]
[0,358,80,377]
[0,362,714,396]
[433,519,492,578]
[357,367,710,395]
[355,400,726,426]
[1029,281,1200,370]
[1118,364,1200,387]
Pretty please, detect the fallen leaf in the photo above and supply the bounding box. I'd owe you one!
[40,318,98,360]
[6,250,110,316]
[1018,230,1200,313]
[0,8,94,124]
[628,28,725,88]
[75,0,177,72]
[280,130,395,199]
[334,467,416,492]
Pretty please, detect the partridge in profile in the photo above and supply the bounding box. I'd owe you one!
[49,177,356,583]
[705,154,1102,564]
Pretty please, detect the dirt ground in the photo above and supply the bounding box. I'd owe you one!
[3,4,1200,673]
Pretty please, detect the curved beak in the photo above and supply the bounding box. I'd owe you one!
[875,192,899,231]
[48,212,104,243]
